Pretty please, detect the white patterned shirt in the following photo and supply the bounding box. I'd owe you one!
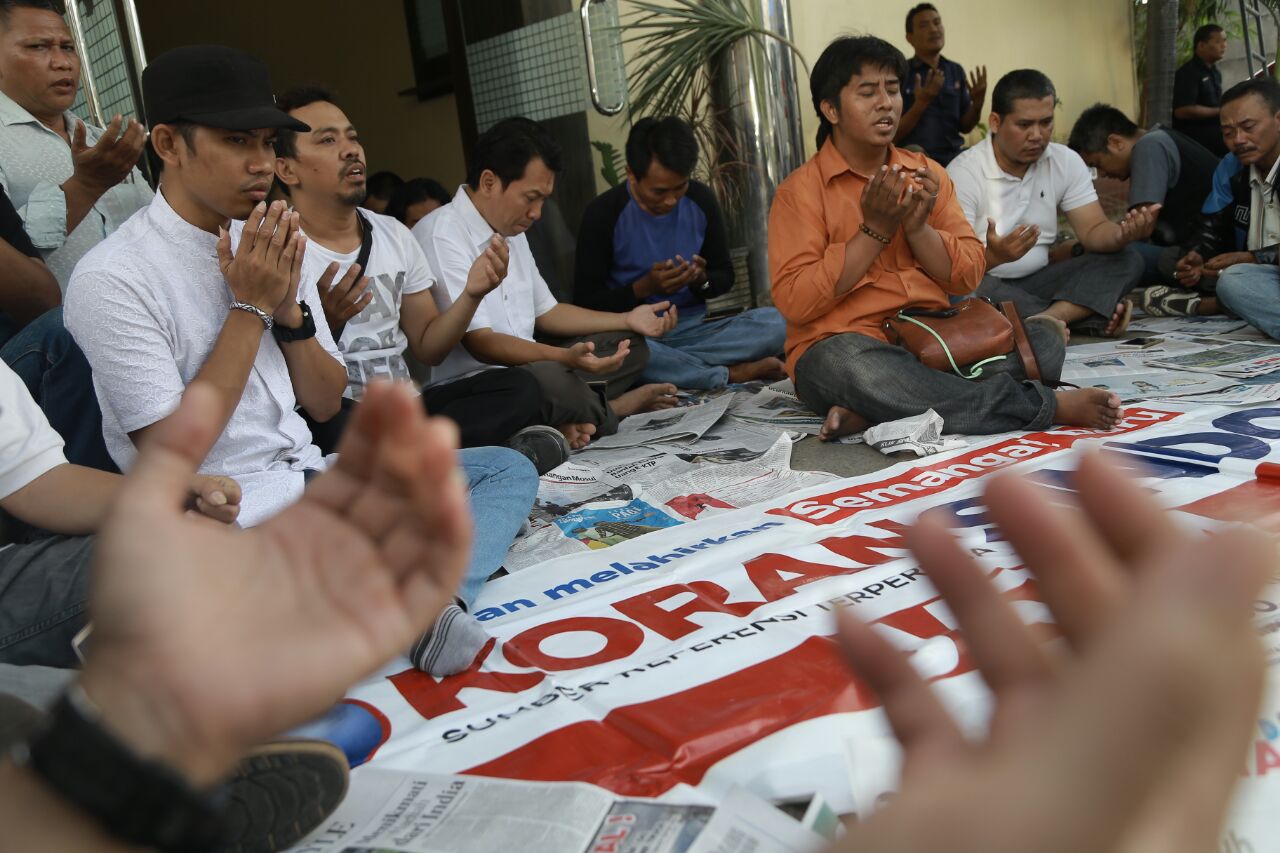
[65,190,344,527]
[0,90,152,289]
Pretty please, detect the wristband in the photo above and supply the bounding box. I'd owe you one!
[12,684,226,852]
[229,301,274,331]
[860,223,892,245]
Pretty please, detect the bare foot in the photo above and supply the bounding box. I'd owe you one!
[727,356,787,384]
[1054,388,1122,429]
[558,422,596,450]
[1103,299,1133,337]
[819,405,870,442]
[612,383,679,418]
[1027,313,1070,345]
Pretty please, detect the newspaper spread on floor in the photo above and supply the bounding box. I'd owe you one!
[1153,383,1280,406]
[727,380,825,434]
[1144,342,1280,377]
[588,395,734,450]
[285,770,825,853]
[1124,314,1250,336]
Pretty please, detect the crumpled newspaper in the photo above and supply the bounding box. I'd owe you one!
[861,409,968,457]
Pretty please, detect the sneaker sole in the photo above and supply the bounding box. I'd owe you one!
[220,739,350,853]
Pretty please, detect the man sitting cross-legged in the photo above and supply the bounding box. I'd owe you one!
[1176,78,1280,340]
[269,87,563,472]
[64,45,536,677]
[947,70,1151,338]
[573,116,786,390]
[414,117,679,450]
[1068,102,1220,312]
[770,36,1119,442]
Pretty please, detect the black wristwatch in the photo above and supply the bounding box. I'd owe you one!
[11,684,226,851]
[1070,242,1086,258]
[273,300,317,343]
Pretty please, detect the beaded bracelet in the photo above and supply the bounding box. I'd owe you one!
[859,223,892,245]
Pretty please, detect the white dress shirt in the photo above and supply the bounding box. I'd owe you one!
[65,190,344,527]
[0,360,66,502]
[0,90,152,289]
[947,137,1097,279]
[413,185,558,388]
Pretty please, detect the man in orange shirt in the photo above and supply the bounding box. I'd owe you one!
[768,36,1121,440]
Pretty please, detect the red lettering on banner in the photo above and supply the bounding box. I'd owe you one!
[744,553,859,601]
[1178,481,1280,533]
[388,640,546,719]
[506,616,645,671]
[769,410,1180,527]
[1257,741,1280,776]
[819,519,910,564]
[612,581,766,640]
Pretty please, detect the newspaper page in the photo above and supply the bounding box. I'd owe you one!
[1145,343,1280,377]
[506,494,685,571]
[287,770,615,853]
[589,396,733,450]
[728,382,824,434]
[1153,383,1280,406]
[684,788,826,853]
[1080,371,1236,401]
[1124,314,1250,335]
[590,801,716,853]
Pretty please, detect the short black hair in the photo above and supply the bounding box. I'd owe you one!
[366,171,404,201]
[1067,103,1139,154]
[905,3,938,33]
[1194,23,1224,46]
[148,120,199,173]
[387,177,451,223]
[466,116,562,190]
[272,86,338,159]
[625,117,698,180]
[1222,76,1280,114]
[810,35,909,149]
[991,69,1058,117]
[0,0,64,27]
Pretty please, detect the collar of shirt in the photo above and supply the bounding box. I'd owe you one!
[816,139,915,186]
[0,88,76,138]
[150,186,219,251]
[449,183,500,247]
[1250,156,1280,190]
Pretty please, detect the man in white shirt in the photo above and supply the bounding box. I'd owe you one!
[271,87,565,471]
[415,117,679,450]
[947,70,1153,337]
[0,0,151,289]
[66,46,531,677]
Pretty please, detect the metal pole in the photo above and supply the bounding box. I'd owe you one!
[117,0,148,115]
[63,0,105,126]
[709,0,805,306]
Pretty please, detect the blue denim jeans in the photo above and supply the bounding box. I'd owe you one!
[1131,241,1180,286]
[0,535,92,669]
[1216,264,1280,340]
[0,308,115,472]
[457,446,538,607]
[641,306,787,390]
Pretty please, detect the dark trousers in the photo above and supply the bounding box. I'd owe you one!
[522,332,649,437]
[0,535,92,669]
[794,318,1066,435]
[0,308,115,472]
[975,248,1143,321]
[305,367,543,455]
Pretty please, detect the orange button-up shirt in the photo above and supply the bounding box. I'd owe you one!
[768,140,986,377]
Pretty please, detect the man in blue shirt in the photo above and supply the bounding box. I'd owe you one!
[574,117,786,390]
[897,3,986,166]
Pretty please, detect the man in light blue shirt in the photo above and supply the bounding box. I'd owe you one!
[0,0,150,289]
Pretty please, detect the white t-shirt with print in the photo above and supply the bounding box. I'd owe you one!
[413,185,559,388]
[0,360,66,500]
[301,210,434,400]
[65,191,345,528]
[947,137,1098,279]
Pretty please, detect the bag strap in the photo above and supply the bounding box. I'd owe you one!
[1001,301,1041,383]
[354,210,374,274]
[894,312,1006,380]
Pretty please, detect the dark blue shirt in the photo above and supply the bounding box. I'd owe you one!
[900,55,972,165]
[608,185,709,310]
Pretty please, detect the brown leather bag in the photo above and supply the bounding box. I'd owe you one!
[882,298,1040,381]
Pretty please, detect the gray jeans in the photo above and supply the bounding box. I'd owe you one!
[976,248,1144,320]
[521,332,649,436]
[0,535,92,669]
[794,318,1066,434]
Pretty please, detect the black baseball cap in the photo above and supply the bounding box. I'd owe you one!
[142,45,309,132]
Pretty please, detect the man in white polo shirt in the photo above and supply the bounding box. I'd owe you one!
[948,69,1153,337]
[415,117,679,450]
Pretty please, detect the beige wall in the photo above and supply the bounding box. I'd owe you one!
[135,0,468,188]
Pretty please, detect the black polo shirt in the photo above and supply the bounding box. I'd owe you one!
[0,188,38,259]
[1172,55,1226,156]
[900,54,971,165]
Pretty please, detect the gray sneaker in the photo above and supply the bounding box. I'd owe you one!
[506,425,570,474]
